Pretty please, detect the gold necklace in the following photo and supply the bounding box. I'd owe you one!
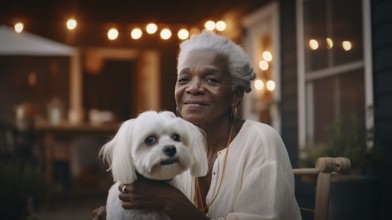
[193,122,234,214]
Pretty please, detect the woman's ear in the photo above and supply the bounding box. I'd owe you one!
[232,91,244,108]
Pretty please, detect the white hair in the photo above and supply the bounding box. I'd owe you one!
[177,30,256,93]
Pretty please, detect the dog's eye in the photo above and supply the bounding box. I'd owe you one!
[171,133,180,142]
[145,136,157,145]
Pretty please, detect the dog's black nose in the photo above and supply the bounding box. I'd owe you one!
[163,145,176,157]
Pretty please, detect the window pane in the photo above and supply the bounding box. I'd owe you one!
[311,77,337,145]
[303,0,363,72]
[331,0,363,65]
[310,69,365,146]
[304,0,328,72]
[339,69,365,121]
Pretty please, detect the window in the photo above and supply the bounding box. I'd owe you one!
[297,0,373,148]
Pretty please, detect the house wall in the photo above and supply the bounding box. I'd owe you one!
[371,0,392,219]
[279,0,299,168]
[0,56,70,125]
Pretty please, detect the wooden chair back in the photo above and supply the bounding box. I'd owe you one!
[293,157,351,220]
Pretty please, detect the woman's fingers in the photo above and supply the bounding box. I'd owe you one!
[91,205,106,220]
[118,180,169,210]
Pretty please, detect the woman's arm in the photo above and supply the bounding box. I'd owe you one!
[119,178,209,220]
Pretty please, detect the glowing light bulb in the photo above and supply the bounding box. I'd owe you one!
[326,38,333,49]
[266,80,276,91]
[342,41,352,51]
[131,28,142,40]
[160,28,172,40]
[262,51,273,62]
[309,39,319,50]
[254,79,264,90]
[66,19,77,30]
[14,22,24,33]
[108,28,119,40]
[258,60,269,71]
[215,21,227,31]
[204,20,216,31]
[146,23,158,34]
[178,29,189,40]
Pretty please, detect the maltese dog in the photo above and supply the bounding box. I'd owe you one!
[99,110,208,220]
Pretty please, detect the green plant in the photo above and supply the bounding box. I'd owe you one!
[300,114,379,174]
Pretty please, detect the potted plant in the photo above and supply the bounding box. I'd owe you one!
[300,112,379,175]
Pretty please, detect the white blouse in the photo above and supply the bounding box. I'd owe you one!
[178,120,302,220]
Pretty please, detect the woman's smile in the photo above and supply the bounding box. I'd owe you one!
[183,102,210,111]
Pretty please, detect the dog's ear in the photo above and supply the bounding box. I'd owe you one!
[100,119,137,184]
[186,123,209,177]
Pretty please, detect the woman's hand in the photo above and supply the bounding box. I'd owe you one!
[118,178,209,220]
[118,178,181,212]
[118,179,169,211]
[91,205,106,220]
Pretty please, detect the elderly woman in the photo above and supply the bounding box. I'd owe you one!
[93,31,301,220]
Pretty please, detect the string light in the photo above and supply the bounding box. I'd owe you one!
[146,23,158,34]
[342,40,352,51]
[266,80,276,91]
[262,51,272,62]
[308,37,353,51]
[130,28,143,40]
[215,20,227,31]
[177,28,190,40]
[14,22,24,33]
[326,37,333,49]
[160,28,172,40]
[254,79,264,90]
[107,28,119,40]
[258,60,269,71]
[9,17,228,42]
[66,18,77,30]
[204,20,216,31]
[309,39,319,50]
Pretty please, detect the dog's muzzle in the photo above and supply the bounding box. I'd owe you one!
[163,145,176,157]
[160,145,178,165]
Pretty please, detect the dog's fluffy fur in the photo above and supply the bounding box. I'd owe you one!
[100,111,208,220]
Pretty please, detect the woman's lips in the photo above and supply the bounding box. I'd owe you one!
[183,101,209,110]
[187,103,204,106]
[184,100,208,105]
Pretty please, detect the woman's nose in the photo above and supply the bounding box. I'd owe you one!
[186,78,203,94]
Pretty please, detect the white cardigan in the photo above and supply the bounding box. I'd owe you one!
[178,120,302,220]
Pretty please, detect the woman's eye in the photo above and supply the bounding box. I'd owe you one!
[206,77,221,85]
[144,136,157,145]
[177,76,189,84]
[171,134,180,142]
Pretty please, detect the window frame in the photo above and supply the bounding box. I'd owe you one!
[296,0,373,149]
[242,2,282,133]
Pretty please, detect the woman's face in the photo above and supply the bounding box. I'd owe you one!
[175,48,235,125]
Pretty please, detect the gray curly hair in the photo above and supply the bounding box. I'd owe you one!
[177,31,256,93]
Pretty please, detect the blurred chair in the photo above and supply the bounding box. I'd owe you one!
[0,120,15,157]
[70,137,104,186]
[0,119,37,162]
[294,157,351,220]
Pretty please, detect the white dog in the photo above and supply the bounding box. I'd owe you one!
[99,111,208,220]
